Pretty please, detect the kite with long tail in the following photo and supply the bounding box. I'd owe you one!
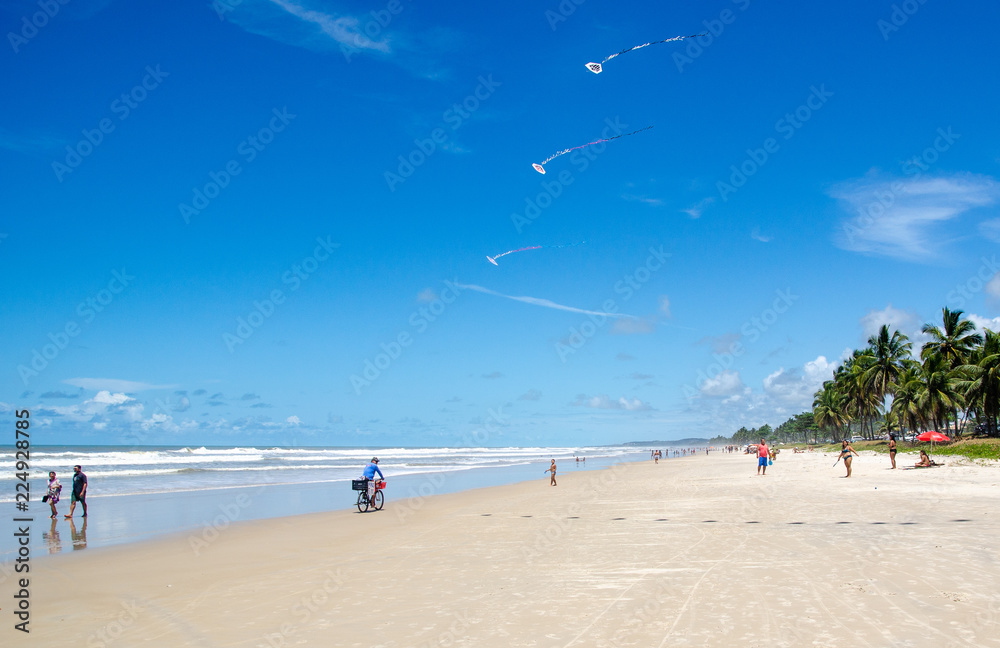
[487,241,585,265]
[585,33,706,74]
[532,127,652,174]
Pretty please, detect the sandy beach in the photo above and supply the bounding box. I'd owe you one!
[6,450,1000,647]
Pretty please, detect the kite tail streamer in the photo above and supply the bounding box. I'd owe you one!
[585,33,706,74]
[486,242,585,265]
[532,127,653,174]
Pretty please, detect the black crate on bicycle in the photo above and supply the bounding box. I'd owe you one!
[351,479,367,491]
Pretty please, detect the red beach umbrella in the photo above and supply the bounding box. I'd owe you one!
[916,431,950,443]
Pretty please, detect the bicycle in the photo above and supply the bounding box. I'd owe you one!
[352,478,386,512]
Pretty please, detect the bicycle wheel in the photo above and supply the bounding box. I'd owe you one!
[356,491,369,513]
[372,490,384,511]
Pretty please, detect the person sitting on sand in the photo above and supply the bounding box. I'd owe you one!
[914,450,941,468]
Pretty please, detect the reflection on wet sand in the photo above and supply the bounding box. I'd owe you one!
[43,519,61,554]
[69,518,87,551]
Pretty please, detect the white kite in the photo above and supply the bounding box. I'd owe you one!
[585,33,705,74]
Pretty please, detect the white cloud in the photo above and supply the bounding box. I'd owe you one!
[762,356,836,408]
[286,415,302,425]
[456,283,636,319]
[64,378,176,392]
[860,304,921,339]
[699,370,745,397]
[751,227,773,243]
[832,173,1000,261]
[416,288,438,303]
[967,313,1000,333]
[659,295,671,317]
[572,394,653,411]
[682,197,714,219]
[611,317,656,335]
[228,0,391,55]
[986,274,1000,300]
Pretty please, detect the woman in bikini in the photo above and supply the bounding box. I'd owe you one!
[840,440,859,478]
[888,435,897,469]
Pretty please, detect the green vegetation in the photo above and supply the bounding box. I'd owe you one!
[711,308,999,448]
[811,308,998,441]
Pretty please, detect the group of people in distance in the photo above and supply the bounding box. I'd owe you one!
[44,465,88,518]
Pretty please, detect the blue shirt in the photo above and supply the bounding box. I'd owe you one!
[362,463,383,479]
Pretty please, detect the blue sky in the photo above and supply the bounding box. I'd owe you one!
[2,0,999,446]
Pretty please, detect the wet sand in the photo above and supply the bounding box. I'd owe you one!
[5,451,999,647]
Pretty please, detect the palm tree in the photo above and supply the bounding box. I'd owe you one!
[922,308,983,435]
[864,324,912,402]
[915,354,964,434]
[813,382,848,441]
[957,329,1000,437]
[891,361,924,438]
[842,350,879,439]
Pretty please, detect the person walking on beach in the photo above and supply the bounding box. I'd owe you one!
[839,440,859,477]
[65,465,87,518]
[44,471,62,518]
[888,435,897,469]
[756,439,769,475]
[546,459,557,486]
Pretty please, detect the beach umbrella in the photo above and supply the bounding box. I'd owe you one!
[916,431,950,443]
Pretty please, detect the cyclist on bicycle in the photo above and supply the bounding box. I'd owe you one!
[362,457,384,504]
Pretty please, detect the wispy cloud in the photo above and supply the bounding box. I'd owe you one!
[751,227,773,243]
[682,197,714,219]
[64,378,177,392]
[455,283,636,319]
[572,394,653,411]
[518,389,542,401]
[225,0,390,56]
[832,173,1000,261]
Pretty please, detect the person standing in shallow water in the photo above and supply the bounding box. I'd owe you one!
[65,465,87,518]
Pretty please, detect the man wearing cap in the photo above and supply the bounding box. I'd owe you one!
[363,457,384,506]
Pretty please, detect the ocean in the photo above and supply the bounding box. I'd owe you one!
[1,445,649,558]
